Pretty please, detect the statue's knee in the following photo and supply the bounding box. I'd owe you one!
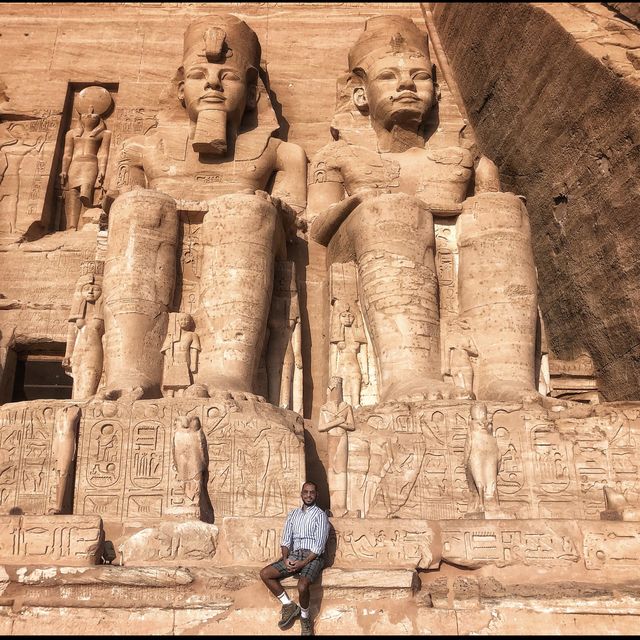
[351,192,431,229]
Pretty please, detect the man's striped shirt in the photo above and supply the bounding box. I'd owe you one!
[280,503,330,556]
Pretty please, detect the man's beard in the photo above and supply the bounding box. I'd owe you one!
[192,109,227,155]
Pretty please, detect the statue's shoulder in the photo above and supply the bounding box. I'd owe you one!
[310,138,351,165]
[116,133,148,160]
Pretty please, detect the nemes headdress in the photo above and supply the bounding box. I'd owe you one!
[183,15,261,76]
[348,15,431,74]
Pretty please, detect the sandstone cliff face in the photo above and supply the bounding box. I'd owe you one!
[431,1,640,400]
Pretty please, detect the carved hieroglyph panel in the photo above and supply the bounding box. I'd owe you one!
[0,110,60,238]
[348,401,640,520]
[440,519,581,568]
[0,401,77,515]
[434,219,460,372]
[74,398,305,522]
[440,518,640,574]
[0,515,102,565]
[219,517,440,569]
[119,520,218,566]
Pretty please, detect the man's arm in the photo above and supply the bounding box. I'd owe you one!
[279,511,294,560]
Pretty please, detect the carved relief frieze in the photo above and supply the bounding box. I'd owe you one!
[74,398,304,522]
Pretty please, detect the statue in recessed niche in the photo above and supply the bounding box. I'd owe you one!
[60,86,112,231]
[309,15,540,404]
[102,14,306,401]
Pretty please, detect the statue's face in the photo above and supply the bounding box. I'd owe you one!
[81,283,102,302]
[357,52,434,129]
[339,309,355,327]
[81,113,101,130]
[179,62,251,124]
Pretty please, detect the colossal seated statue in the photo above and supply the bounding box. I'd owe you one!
[102,15,307,401]
[309,15,540,404]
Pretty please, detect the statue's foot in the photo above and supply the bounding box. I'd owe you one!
[477,380,544,404]
[223,390,265,403]
[381,378,456,403]
[203,378,265,403]
[96,386,145,402]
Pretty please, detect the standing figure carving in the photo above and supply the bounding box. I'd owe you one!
[0,81,43,237]
[464,403,500,514]
[330,300,368,407]
[309,15,539,404]
[104,14,306,400]
[60,86,112,231]
[48,405,81,515]
[318,377,355,517]
[266,261,302,411]
[63,264,105,400]
[445,318,478,400]
[171,415,208,519]
[161,312,201,397]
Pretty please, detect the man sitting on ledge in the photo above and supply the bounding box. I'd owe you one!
[260,481,330,636]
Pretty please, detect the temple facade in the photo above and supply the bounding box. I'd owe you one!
[0,2,640,635]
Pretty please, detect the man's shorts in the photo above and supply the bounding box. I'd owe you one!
[270,549,325,583]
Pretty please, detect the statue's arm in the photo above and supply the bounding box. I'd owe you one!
[273,140,307,213]
[60,130,74,182]
[62,321,78,370]
[113,136,146,193]
[97,130,112,185]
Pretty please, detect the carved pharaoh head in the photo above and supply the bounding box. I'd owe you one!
[178,15,261,128]
[348,15,437,130]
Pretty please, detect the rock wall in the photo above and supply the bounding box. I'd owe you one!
[430,1,640,401]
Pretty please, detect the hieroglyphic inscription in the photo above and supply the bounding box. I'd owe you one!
[75,398,304,521]
[0,402,71,515]
[348,402,640,520]
[0,515,102,565]
[219,517,440,569]
[440,519,581,568]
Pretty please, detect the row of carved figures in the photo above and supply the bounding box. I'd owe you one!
[319,376,500,519]
[63,258,302,411]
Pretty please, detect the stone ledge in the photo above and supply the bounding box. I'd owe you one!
[281,567,418,590]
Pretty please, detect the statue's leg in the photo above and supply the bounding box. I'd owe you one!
[335,193,445,401]
[198,194,278,396]
[63,189,82,231]
[457,192,539,402]
[103,189,178,399]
